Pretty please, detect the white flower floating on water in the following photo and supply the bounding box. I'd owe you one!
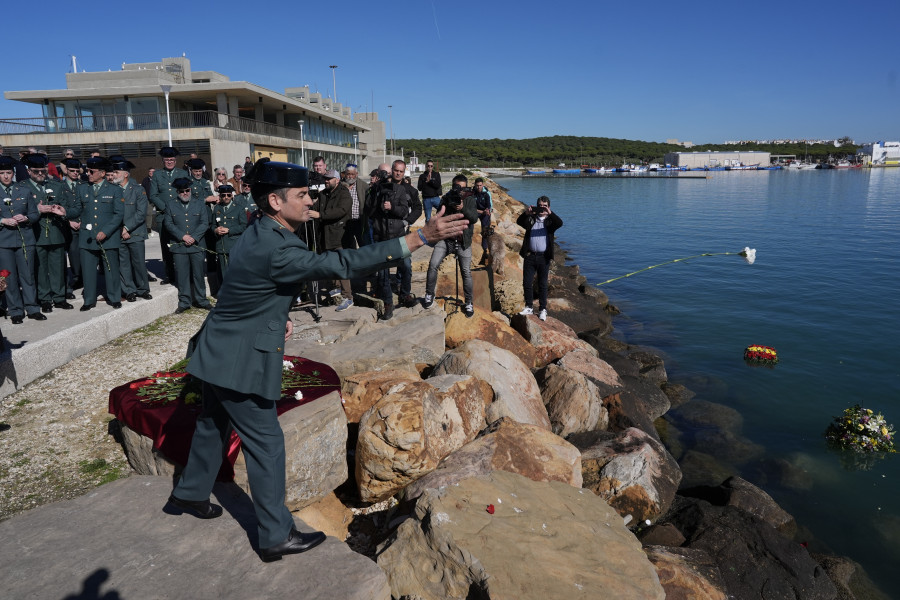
[740,247,756,265]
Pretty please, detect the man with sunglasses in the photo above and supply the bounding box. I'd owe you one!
[149,147,189,285]
[61,157,85,295]
[76,157,124,311]
[165,177,212,314]
[211,184,248,281]
[110,157,151,302]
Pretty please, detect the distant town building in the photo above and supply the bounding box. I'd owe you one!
[666,139,693,148]
[857,141,900,166]
[0,56,393,175]
[664,150,771,169]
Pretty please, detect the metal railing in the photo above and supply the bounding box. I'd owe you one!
[0,111,358,148]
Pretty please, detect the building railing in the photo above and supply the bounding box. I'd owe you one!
[0,111,358,148]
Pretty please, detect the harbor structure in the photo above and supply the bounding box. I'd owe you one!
[664,150,771,169]
[857,141,900,167]
[0,56,392,174]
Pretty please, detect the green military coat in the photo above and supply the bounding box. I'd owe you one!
[122,180,149,242]
[211,201,248,255]
[149,167,189,213]
[187,216,409,400]
[29,179,78,246]
[163,197,209,254]
[76,180,125,250]
[0,183,38,248]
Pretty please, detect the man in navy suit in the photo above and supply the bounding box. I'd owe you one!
[167,159,468,562]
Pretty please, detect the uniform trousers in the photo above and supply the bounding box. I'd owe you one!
[159,226,176,282]
[173,381,294,549]
[173,251,209,308]
[0,245,39,317]
[35,244,67,303]
[119,241,149,296]
[64,227,81,287]
[81,246,121,305]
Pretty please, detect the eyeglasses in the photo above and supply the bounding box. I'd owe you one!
[87,169,103,174]
[219,193,233,197]
[178,189,191,194]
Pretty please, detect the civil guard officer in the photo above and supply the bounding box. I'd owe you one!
[211,184,247,281]
[77,156,124,311]
[149,147,188,285]
[61,157,85,296]
[164,177,212,313]
[0,156,44,323]
[185,157,220,296]
[24,153,79,312]
[166,158,468,562]
[109,156,151,302]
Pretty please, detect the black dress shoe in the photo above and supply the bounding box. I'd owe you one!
[54,301,75,310]
[259,527,326,562]
[80,303,95,312]
[41,302,53,313]
[194,303,213,310]
[109,302,122,309]
[147,274,158,282]
[139,292,153,300]
[66,292,76,300]
[11,316,24,324]
[126,293,137,302]
[72,278,83,290]
[174,306,189,314]
[27,312,48,321]
[166,495,223,519]
[160,278,171,285]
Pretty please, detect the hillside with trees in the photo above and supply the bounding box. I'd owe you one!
[394,136,860,169]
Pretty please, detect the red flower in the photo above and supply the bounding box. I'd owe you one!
[486,504,495,514]
[0,269,10,278]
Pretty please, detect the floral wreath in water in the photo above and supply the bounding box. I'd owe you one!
[595,247,755,286]
[743,345,778,366]
[825,405,896,455]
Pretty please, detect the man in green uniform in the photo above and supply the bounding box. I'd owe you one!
[61,158,84,296]
[186,157,220,296]
[110,157,151,302]
[24,153,78,311]
[149,147,188,284]
[0,156,44,323]
[167,159,468,562]
[164,177,212,313]
[211,184,247,281]
[77,156,125,311]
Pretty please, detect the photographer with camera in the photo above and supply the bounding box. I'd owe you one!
[309,169,353,311]
[422,173,478,318]
[366,160,421,319]
[517,195,563,321]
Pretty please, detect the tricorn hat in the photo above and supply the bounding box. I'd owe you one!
[86,156,112,171]
[245,158,308,189]
[159,146,180,158]
[172,177,192,191]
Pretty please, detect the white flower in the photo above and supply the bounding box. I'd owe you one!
[282,360,293,371]
[740,247,756,265]
[294,390,303,400]
[85,224,93,231]
[45,188,54,194]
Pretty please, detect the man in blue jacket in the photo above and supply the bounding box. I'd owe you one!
[168,159,468,562]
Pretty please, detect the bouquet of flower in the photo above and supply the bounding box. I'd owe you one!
[744,344,778,366]
[0,269,9,293]
[825,404,896,454]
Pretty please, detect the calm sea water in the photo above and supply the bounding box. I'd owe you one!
[496,170,900,591]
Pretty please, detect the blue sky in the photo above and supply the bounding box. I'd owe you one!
[2,0,898,144]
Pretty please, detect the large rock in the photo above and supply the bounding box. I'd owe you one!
[444,307,540,367]
[644,546,728,600]
[509,312,598,367]
[234,391,348,511]
[117,422,178,477]
[0,476,390,600]
[341,369,422,424]
[431,339,550,429]
[557,348,624,396]
[604,376,671,440]
[570,427,681,522]
[628,350,668,385]
[679,476,796,535]
[665,400,765,465]
[355,377,491,503]
[402,417,582,501]
[378,470,665,600]
[664,498,838,599]
[537,363,609,437]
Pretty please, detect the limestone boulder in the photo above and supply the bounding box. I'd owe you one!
[431,340,550,429]
[294,491,354,541]
[444,306,539,367]
[537,363,609,437]
[605,376,672,440]
[556,348,624,395]
[569,427,682,523]
[378,470,665,600]
[355,377,491,503]
[117,422,178,477]
[341,369,421,424]
[233,391,347,511]
[679,476,796,535]
[628,350,668,385]
[509,312,598,367]
[402,417,582,501]
[644,546,728,600]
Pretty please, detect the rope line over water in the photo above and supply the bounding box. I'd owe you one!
[595,249,754,286]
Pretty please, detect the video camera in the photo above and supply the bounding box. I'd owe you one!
[444,187,471,214]
[308,171,327,200]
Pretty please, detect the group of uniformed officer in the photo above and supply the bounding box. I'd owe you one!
[0,146,256,324]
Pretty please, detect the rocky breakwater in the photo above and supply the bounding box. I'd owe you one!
[105,176,884,599]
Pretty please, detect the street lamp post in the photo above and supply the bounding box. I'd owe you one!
[329,65,338,102]
[353,134,358,167]
[160,85,172,146]
[298,120,305,166]
[387,105,394,158]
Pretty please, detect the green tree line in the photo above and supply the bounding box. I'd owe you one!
[394,136,860,168]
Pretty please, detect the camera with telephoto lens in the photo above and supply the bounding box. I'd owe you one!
[308,171,327,200]
[444,187,467,214]
[533,204,548,215]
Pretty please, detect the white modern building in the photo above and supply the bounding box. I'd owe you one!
[857,141,900,166]
[663,150,771,169]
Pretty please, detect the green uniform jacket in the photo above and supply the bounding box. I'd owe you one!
[0,183,39,248]
[76,180,124,250]
[187,216,410,400]
[149,167,189,213]
[164,197,209,254]
[212,201,248,255]
[29,179,78,246]
[122,179,149,242]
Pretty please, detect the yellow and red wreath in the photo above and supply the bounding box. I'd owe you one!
[744,344,778,365]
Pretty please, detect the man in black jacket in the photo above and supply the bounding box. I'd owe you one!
[517,195,563,321]
[310,169,353,310]
[417,159,442,223]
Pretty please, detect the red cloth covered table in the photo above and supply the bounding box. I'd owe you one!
[108,356,341,481]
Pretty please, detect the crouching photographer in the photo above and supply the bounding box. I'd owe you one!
[422,174,478,318]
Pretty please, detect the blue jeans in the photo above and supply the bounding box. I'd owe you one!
[425,240,473,304]
[522,252,550,311]
[423,196,441,223]
[380,256,411,305]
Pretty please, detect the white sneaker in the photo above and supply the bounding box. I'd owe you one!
[519,306,534,316]
[423,294,434,309]
[539,309,547,321]
[463,303,474,318]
